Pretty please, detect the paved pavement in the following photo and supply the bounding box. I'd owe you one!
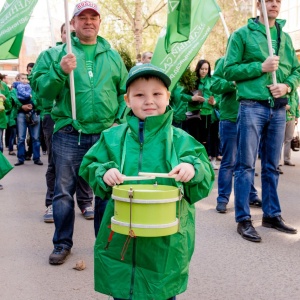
[1,148,300,300]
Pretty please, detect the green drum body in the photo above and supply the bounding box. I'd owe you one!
[111,184,181,237]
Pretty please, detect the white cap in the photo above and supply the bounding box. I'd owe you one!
[72,1,100,18]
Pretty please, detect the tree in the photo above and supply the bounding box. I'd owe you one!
[97,0,167,59]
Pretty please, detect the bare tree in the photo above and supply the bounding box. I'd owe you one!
[97,0,167,56]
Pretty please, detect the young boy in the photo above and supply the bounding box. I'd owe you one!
[80,64,214,300]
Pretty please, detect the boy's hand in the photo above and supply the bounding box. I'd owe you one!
[103,168,124,186]
[168,163,195,182]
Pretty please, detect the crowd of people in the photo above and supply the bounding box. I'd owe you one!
[0,0,300,299]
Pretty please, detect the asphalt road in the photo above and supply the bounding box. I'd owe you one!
[1,148,300,300]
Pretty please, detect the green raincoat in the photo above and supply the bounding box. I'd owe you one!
[30,33,128,134]
[224,18,300,103]
[80,109,214,300]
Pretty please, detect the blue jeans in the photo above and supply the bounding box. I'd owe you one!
[234,100,285,222]
[217,120,259,204]
[16,112,41,162]
[52,125,100,250]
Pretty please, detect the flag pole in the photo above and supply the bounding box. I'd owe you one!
[63,0,76,120]
[219,12,230,39]
[260,0,277,85]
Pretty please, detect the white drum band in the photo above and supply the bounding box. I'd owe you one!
[111,217,179,229]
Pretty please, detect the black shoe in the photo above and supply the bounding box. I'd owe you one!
[237,220,261,242]
[262,216,297,234]
[216,202,227,213]
[249,198,262,208]
[14,161,24,166]
[34,159,43,165]
[25,156,31,161]
[49,247,70,265]
[0,184,3,190]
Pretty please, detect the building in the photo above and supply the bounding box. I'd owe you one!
[278,0,300,60]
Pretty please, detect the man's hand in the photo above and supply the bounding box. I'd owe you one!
[60,53,77,74]
[103,168,124,186]
[267,83,289,98]
[22,104,33,112]
[192,95,205,103]
[208,96,216,106]
[262,56,280,73]
[110,123,119,127]
[168,163,195,182]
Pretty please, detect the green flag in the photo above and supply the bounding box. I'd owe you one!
[152,0,221,91]
[0,0,38,60]
[165,0,192,53]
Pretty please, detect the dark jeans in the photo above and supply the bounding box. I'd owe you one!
[16,112,40,162]
[43,115,93,209]
[52,125,100,249]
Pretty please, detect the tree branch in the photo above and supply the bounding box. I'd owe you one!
[143,1,167,27]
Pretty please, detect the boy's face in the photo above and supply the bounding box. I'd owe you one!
[124,77,170,120]
[20,75,28,84]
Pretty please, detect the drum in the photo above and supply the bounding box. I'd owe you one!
[111,184,181,237]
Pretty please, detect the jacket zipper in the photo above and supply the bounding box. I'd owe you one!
[129,122,144,298]
[129,238,137,299]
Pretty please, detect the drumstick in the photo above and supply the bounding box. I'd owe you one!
[121,176,155,181]
[138,172,177,178]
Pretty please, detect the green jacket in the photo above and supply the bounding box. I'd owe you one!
[30,34,128,134]
[210,57,239,122]
[79,109,214,300]
[184,76,218,115]
[0,82,12,129]
[170,84,188,123]
[224,18,300,102]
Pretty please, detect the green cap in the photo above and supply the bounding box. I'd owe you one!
[126,63,171,90]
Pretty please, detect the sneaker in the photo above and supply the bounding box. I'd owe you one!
[44,205,54,223]
[81,206,94,220]
[49,247,70,265]
[216,202,227,213]
[9,151,16,156]
[211,160,219,170]
[14,161,24,166]
[0,184,3,190]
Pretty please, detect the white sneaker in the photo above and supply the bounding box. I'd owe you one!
[211,159,219,170]
[44,205,54,223]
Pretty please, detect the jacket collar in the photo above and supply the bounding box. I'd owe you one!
[248,17,286,33]
[126,107,174,142]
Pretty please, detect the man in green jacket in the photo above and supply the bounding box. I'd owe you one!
[30,1,128,265]
[224,0,300,242]
[211,56,261,214]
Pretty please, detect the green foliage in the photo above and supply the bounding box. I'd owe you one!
[178,68,197,92]
[117,47,135,71]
